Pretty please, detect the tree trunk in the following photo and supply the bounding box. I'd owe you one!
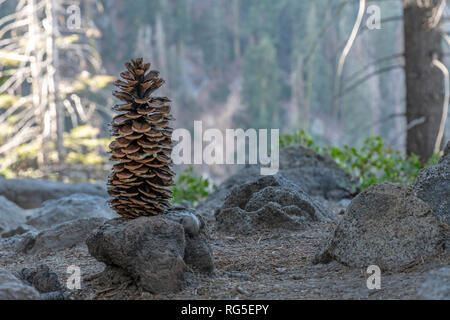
[28,0,47,169]
[403,0,444,162]
[45,0,65,170]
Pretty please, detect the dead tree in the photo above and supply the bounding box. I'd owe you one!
[403,0,446,161]
[0,0,106,177]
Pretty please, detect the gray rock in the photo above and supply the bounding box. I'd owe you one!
[87,216,187,294]
[0,178,108,209]
[19,217,107,254]
[26,193,117,230]
[411,155,449,226]
[244,187,317,219]
[215,175,337,234]
[184,236,214,274]
[195,165,261,221]
[196,145,353,220]
[0,195,28,237]
[314,183,446,271]
[418,267,450,300]
[0,267,40,300]
[439,140,450,164]
[18,264,62,293]
[218,203,309,234]
[277,145,353,200]
[164,207,202,237]
[86,210,214,294]
[2,224,36,238]
[39,290,68,300]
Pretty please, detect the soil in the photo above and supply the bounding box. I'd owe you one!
[1,220,448,300]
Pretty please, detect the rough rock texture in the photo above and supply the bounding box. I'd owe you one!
[26,194,117,230]
[215,175,337,234]
[196,145,353,220]
[162,206,213,273]
[18,264,62,293]
[411,150,449,226]
[314,183,446,271]
[86,209,214,294]
[418,267,450,299]
[0,267,40,300]
[439,140,450,164]
[195,165,261,221]
[164,205,204,237]
[0,195,28,236]
[0,178,108,209]
[277,145,353,200]
[19,217,108,255]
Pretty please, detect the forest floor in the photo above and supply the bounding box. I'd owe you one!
[1,220,448,300]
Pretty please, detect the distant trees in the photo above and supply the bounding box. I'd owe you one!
[240,36,283,129]
[0,0,112,179]
[1,0,447,180]
[403,0,447,162]
[0,0,64,174]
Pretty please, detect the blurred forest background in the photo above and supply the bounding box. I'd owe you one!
[0,0,449,197]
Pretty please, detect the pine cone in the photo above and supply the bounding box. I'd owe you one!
[107,58,175,219]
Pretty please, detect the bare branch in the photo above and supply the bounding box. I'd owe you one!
[337,65,404,98]
[0,19,29,39]
[345,53,404,81]
[0,126,39,154]
[432,58,449,152]
[337,0,366,79]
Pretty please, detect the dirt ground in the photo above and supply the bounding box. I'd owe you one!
[1,220,448,300]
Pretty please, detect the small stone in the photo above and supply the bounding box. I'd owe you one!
[235,285,249,295]
[18,264,61,293]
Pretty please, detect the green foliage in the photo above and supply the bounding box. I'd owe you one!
[279,130,440,191]
[171,167,216,206]
[0,94,19,108]
[0,125,111,181]
[279,129,314,149]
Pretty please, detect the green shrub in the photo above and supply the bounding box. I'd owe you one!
[279,130,440,191]
[171,167,216,206]
[279,129,314,149]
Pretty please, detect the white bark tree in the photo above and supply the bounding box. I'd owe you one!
[0,0,109,178]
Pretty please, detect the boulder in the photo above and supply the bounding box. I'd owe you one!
[26,193,117,230]
[0,267,40,300]
[0,195,28,237]
[0,178,108,209]
[19,217,108,255]
[86,209,214,294]
[196,145,353,220]
[314,183,446,271]
[215,175,337,234]
[411,150,449,226]
[418,267,450,300]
